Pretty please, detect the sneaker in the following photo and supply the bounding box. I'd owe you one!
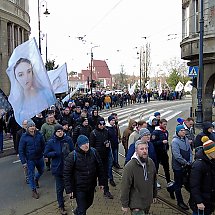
[109,180,116,187]
[32,189,39,199]
[25,177,29,184]
[157,182,161,189]
[177,202,189,210]
[169,192,175,199]
[35,179,39,188]
[104,191,114,199]
[59,207,67,215]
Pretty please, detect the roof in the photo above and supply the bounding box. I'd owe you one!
[93,60,111,78]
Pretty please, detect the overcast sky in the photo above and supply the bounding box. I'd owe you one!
[29,0,183,76]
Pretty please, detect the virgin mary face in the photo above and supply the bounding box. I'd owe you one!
[14,61,33,90]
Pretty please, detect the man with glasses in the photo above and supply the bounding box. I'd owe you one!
[19,119,45,199]
[89,117,113,199]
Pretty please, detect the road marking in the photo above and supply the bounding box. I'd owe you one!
[166,111,182,121]
[160,110,173,118]
[13,160,21,164]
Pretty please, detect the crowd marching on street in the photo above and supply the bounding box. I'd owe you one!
[0,93,215,215]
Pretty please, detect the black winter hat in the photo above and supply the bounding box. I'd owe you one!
[61,120,69,126]
[54,124,64,133]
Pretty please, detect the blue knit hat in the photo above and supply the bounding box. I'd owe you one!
[154,112,160,117]
[77,135,89,147]
[176,125,185,133]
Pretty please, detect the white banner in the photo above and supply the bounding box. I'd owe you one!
[175,81,184,92]
[47,63,69,94]
[158,81,162,96]
[62,84,80,103]
[129,82,137,95]
[6,37,56,125]
[184,80,193,92]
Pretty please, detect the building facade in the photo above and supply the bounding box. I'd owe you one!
[180,0,215,121]
[0,0,30,95]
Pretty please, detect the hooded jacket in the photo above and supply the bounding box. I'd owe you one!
[189,149,215,214]
[121,153,157,210]
[147,116,157,133]
[194,122,215,148]
[171,134,193,171]
[122,119,137,151]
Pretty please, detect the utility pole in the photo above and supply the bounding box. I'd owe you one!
[196,0,204,127]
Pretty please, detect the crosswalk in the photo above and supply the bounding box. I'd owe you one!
[100,104,185,128]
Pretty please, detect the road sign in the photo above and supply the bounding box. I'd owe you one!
[188,66,198,77]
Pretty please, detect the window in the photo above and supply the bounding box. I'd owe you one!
[194,0,199,33]
[7,23,12,55]
[182,6,190,38]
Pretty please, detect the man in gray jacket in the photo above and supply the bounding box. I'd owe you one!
[171,124,193,210]
[121,140,157,215]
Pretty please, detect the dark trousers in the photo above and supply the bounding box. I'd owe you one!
[173,169,184,204]
[75,188,95,215]
[156,150,171,183]
[55,175,65,208]
[101,157,109,193]
[0,131,3,152]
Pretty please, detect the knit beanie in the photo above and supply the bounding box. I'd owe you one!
[154,112,160,117]
[77,135,89,147]
[61,120,69,126]
[108,115,115,122]
[176,124,185,133]
[201,136,209,143]
[139,128,151,138]
[203,140,215,155]
[177,117,185,125]
[26,119,35,129]
[54,124,64,133]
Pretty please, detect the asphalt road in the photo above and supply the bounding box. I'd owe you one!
[0,99,191,215]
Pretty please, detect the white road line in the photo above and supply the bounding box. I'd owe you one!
[103,107,143,119]
[13,160,21,164]
[166,111,182,121]
[160,110,173,118]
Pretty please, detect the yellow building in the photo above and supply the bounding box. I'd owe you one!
[0,0,30,95]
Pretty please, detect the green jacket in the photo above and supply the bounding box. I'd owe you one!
[121,156,157,210]
[41,122,59,142]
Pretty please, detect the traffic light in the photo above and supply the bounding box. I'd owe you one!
[90,80,97,88]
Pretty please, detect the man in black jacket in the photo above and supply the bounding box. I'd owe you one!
[189,140,215,215]
[64,135,105,215]
[89,117,113,199]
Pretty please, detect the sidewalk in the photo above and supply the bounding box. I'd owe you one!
[27,173,184,215]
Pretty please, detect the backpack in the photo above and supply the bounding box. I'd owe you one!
[73,147,99,163]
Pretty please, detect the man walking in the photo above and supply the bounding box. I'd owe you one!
[64,135,105,215]
[19,119,45,199]
[121,140,157,215]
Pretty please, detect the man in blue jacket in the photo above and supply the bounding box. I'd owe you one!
[44,124,74,215]
[19,119,45,199]
[125,128,157,167]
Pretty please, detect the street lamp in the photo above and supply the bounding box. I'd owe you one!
[38,0,50,53]
[90,45,99,95]
[196,0,204,127]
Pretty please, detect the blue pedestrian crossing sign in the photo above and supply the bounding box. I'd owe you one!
[188,66,198,77]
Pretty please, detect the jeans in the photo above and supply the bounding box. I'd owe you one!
[131,207,150,215]
[75,188,95,215]
[173,169,184,204]
[55,175,65,208]
[108,149,113,180]
[27,157,44,190]
[112,147,119,166]
[0,131,3,152]
[192,211,205,215]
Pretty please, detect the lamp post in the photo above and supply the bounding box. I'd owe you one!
[38,0,50,53]
[196,0,204,127]
[90,45,99,95]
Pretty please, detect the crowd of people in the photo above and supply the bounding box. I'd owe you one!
[0,98,215,215]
